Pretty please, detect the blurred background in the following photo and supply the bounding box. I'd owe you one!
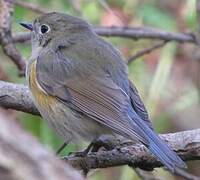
[1,0,199,179]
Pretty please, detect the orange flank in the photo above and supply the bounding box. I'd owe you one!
[29,61,56,108]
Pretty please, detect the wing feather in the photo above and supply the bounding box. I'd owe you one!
[129,80,153,129]
[65,78,147,142]
[36,50,148,144]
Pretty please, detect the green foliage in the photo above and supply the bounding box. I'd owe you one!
[136,3,176,31]
[128,56,149,97]
[20,113,42,138]
[184,0,196,30]
[82,2,101,24]
[14,6,28,21]
[153,114,171,133]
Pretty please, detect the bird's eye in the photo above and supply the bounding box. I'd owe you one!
[39,24,50,34]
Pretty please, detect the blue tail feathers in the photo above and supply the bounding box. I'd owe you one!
[128,108,186,172]
[148,133,186,172]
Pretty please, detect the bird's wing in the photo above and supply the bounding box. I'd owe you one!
[35,50,147,144]
[128,80,153,129]
[35,49,186,171]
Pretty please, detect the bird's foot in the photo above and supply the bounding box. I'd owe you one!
[68,136,119,158]
[68,149,89,157]
[89,135,120,152]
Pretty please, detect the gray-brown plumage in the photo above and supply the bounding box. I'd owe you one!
[22,12,186,172]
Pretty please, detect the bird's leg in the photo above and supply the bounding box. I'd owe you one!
[69,136,120,157]
[88,136,118,152]
[56,142,68,155]
[68,140,96,157]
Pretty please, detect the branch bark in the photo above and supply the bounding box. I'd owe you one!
[0,113,83,180]
[13,27,196,44]
[0,81,39,115]
[65,128,200,170]
[0,80,199,176]
[0,0,26,75]
[127,40,168,64]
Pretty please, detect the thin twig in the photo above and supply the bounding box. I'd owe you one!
[69,0,83,16]
[95,26,196,42]
[0,0,26,75]
[13,27,196,44]
[127,40,169,64]
[12,32,30,43]
[98,0,126,26]
[15,0,48,14]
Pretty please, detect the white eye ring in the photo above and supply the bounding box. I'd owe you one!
[39,24,50,34]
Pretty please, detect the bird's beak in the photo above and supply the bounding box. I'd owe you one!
[19,22,33,31]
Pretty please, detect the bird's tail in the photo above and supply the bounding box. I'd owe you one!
[148,130,186,172]
[129,109,186,172]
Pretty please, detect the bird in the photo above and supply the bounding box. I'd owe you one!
[20,12,186,172]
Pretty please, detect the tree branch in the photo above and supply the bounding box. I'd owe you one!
[127,40,169,64]
[13,27,196,44]
[0,80,199,178]
[65,128,200,170]
[95,27,196,43]
[0,81,39,115]
[0,0,26,75]
[0,113,83,180]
